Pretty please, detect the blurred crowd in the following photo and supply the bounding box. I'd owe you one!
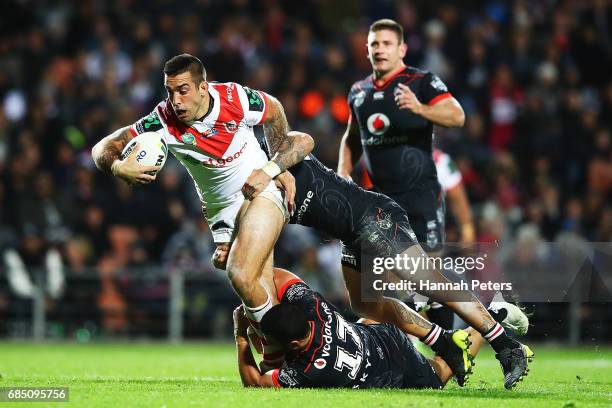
[0,0,611,337]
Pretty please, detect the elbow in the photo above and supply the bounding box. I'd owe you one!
[288,130,315,155]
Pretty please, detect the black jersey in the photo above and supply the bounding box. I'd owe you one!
[288,156,417,263]
[271,280,442,389]
[348,66,451,194]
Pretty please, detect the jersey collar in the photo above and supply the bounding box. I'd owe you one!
[372,64,407,90]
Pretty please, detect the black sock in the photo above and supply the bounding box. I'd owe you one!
[420,325,444,352]
[485,322,516,352]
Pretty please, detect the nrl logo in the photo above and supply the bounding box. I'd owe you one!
[180,133,196,145]
[224,120,238,133]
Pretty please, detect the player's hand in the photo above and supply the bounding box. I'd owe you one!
[212,243,230,270]
[394,83,424,115]
[274,171,296,215]
[111,142,161,185]
[242,168,271,200]
[233,305,249,339]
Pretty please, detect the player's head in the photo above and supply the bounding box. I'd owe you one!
[163,53,209,123]
[260,303,311,352]
[367,19,407,76]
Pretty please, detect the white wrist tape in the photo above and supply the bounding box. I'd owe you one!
[261,161,282,179]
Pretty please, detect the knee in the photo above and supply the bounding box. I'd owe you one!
[227,262,257,298]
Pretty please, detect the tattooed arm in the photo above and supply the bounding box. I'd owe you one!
[262,95,314,172]
[242,95,314,206]
[91,126,160,184]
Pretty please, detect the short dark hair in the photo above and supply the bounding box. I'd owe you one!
[260,303,310,346]
[163,53,206,84]
[369,18,404,43]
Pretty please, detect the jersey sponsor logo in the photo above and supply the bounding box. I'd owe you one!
[366,113,390,135]
[226,83,235,102]
[135,111,163,133]
[180,133,197,145]
[320,301,334,359]
[296,190,314,224]
[430,75,448,92]
[314,358,327,369]
[373,91,384,100]
[224,120,239,133]
[362,134,411,146]
[353,90,366,107]
[243,87,264,112]
[201,141,248,167]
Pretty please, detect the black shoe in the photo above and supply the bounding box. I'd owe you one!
[435,329,474,387]
[495,341,535,389]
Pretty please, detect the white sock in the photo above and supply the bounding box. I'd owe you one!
[243,294,272,324]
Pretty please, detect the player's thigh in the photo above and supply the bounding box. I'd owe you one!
[227,195,285,275]
[258,250,277,303]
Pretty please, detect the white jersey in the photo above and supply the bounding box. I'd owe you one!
[129,82,282,242]
[433,149,462,192]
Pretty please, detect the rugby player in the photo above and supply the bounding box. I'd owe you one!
[412,149,477,328]
[234,269,530,389]
[215,151,534,389]
[92,53,312,331]
[336,18,464,339]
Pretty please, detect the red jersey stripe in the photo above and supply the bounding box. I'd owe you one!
[428,92,452,105]
[271,369,281,387]
[277,278,305,301]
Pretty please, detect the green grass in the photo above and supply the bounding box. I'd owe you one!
[0,342,610,407]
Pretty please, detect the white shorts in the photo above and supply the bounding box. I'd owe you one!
[205,181,289,243]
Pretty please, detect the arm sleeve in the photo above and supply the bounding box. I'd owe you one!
[130,108,166,136]
[237,85,268,126]
[419,72,452,105]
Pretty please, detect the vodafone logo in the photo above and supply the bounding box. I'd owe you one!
[314,358,327,369]
[366,113,390,135]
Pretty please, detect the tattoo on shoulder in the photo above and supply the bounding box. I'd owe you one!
[262,100,308,172]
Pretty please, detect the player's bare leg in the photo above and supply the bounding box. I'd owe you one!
[387,245,498,333]
[342,264,473,386]
[226,195,284,308]
[342,265,432,338]
[389,244,534,389]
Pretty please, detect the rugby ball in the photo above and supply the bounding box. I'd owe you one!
[121,132,168,175]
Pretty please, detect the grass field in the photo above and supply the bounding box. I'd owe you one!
[0,342,610,407]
